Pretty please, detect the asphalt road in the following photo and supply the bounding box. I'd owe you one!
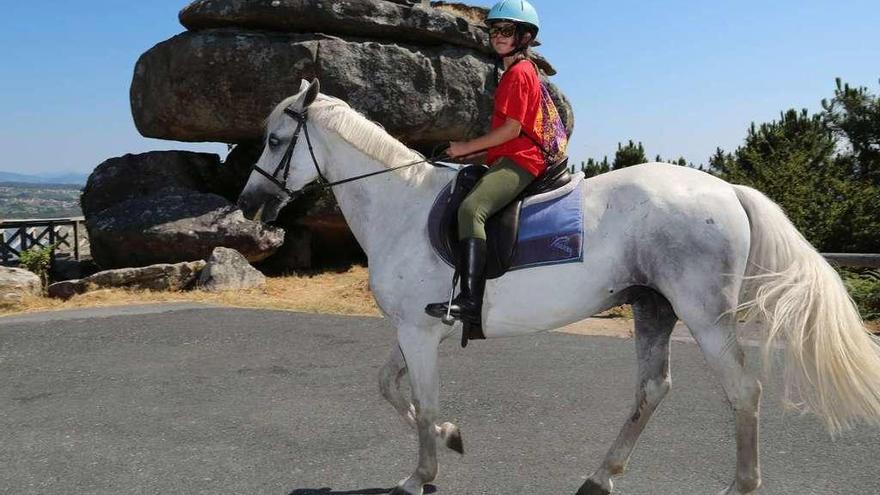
[1,305,878,495]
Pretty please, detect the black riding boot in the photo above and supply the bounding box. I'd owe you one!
[425,238,488,325]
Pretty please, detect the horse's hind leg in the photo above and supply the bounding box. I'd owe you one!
[578,289,677,495]
[684,313,762,495]
[378,344,463,454]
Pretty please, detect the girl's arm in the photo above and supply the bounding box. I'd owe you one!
[448,117,522,158]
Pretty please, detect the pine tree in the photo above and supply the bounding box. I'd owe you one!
[581,157,610,178]
[613,140,647,169]
[822,78,880,186]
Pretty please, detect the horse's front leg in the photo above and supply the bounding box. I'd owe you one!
[379,344,463,454]
[390,324,443,495]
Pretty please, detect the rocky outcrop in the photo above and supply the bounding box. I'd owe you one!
[0,267,42,304]
[115,0,573,271]
[197,247,266,291]
[82,152,285,269]
[87,189,284,269]
[48,261,206,300]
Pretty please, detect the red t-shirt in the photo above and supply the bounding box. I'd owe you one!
[485,60,546,177]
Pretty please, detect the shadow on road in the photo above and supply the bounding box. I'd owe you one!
[288,485,437,495]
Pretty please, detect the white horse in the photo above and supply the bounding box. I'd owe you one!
[238,80,880,495]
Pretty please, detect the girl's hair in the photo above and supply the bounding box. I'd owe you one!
[512,24,535,60]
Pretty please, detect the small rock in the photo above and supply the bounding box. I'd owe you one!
[47,280,85,301]
[198,247,266,292]
[47,261,207,299]
[0,267,42,304]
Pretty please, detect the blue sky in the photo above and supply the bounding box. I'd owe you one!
[1,0,878,174]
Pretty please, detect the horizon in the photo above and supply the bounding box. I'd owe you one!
[1,1,878,174]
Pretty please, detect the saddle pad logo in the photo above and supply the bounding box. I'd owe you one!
[550,235,575,257]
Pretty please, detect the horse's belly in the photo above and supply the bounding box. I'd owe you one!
[481,251,622,337]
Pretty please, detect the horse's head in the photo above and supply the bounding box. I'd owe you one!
[238,78,324,223]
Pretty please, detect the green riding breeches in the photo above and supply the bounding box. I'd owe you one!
[458,157,536,241]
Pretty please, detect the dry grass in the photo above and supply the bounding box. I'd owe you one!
[1,267,878,336]
[0,265,381,319]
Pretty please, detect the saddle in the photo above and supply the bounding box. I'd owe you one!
[429,157,572,279]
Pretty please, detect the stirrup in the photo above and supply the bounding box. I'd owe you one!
[441,271,459,326]
[424,272,460,324]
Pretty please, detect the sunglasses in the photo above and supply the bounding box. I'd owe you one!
[488,24,517,38]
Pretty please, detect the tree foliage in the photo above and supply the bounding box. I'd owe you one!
[577,156,610,178]
[710,80,880,252]
[822,78,880,186]
[613,140,647,169]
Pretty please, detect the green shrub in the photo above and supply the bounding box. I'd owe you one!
[838,268,880,321]
[19,244,54,289]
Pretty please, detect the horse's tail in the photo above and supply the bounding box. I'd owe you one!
[732,184,880,433]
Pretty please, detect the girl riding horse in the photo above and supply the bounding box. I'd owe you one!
[425,0,549,326]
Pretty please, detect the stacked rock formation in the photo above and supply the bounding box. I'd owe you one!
[85,0,574,271]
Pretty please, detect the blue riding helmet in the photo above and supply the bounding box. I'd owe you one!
[486,0,540,35]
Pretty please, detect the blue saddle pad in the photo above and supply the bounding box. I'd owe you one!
[427,172,585,275]
[508,175,585,271]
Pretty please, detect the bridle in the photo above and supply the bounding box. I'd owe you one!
[250,106,451,201]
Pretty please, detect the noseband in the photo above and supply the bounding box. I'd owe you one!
[250,106,452,200]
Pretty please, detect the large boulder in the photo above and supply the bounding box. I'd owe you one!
[81,151,219,217]
[48,261,206,300]
[85,189,284,269]
[81,149,360,271]
[0,267,42,304]
[131,30,570,146]
[133,30,492,146]
[82,152,285,269]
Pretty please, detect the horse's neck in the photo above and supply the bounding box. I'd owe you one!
[321,133,451,258]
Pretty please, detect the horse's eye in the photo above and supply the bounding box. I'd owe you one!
[268,135,281,148]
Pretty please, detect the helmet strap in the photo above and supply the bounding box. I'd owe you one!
[496,45,527,59]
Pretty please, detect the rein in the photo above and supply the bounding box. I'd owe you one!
[251,107,453,200]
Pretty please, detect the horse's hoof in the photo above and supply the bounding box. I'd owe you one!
[576,479,611,495]
[440,422,464,454]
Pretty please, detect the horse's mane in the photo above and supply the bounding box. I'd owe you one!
[268,93,430,187]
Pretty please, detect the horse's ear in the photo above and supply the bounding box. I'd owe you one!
[299,79,310,93]
[303,78,320,108]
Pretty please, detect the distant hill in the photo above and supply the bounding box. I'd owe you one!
[0,171,89,185]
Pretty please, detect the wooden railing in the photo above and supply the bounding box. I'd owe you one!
[1,217,88,265]
[822,253,880,269]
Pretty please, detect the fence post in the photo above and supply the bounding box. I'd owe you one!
[1,230,6,264]
[73,221,80,261]
[48,221,57,263]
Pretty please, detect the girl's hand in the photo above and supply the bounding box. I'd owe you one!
[447,141,471,159]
